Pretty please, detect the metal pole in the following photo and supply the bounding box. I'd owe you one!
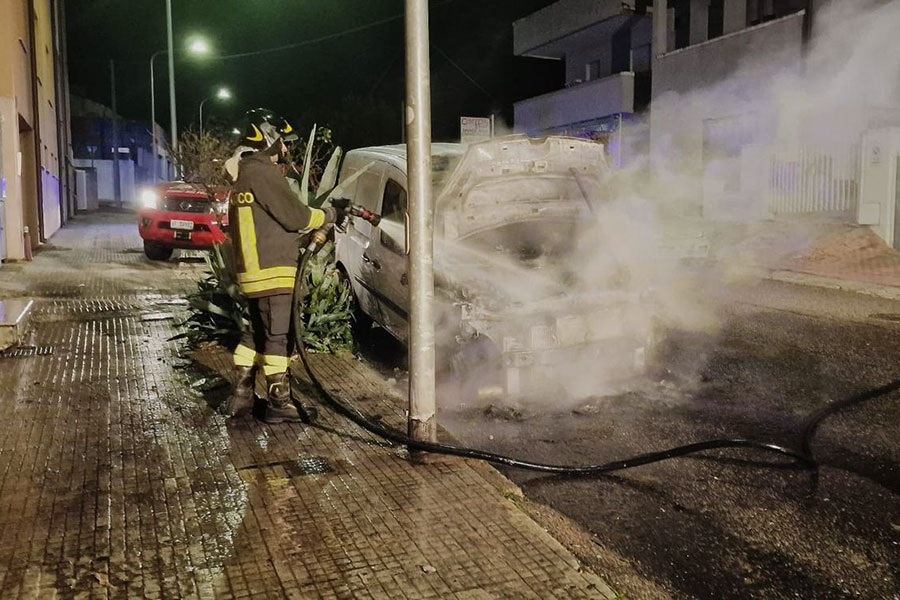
[199,97,207,138]
[150,51,161,182]
[404,0,436,446]
[110,59,121,207]
[166,0,178,153]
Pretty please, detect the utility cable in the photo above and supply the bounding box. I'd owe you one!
[290,238,898,476]
[71,0,458,65]
[217,0,457,61]
[431,44,495,100]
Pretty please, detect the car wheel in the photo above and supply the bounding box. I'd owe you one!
[144,241,174,261]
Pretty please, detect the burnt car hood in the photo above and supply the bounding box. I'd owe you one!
[435,135,606,240]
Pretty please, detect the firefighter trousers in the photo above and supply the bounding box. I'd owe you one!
[232,293,294,376]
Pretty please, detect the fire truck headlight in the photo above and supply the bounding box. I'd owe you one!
[140,189,159,210]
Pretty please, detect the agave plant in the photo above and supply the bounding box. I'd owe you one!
[171,242,248,349]
[173,125,355,353]
[300,241,354,354]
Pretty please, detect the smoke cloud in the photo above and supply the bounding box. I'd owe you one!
[432,0,900,410]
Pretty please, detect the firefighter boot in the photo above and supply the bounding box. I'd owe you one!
[221,366,256,417]
[262,372,304,424]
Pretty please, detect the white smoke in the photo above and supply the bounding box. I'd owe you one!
[434,0,900,409]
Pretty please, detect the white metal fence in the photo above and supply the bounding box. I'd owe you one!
[767,145,860,214]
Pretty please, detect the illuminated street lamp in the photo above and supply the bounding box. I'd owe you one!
[199,87,231,137]
[164,0,212,154]
[188,38,210,54]
[150,34,209,177]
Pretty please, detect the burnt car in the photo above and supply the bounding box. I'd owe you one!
[332,135,655,399]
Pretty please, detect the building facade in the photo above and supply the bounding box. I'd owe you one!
[650,0,900,224]
[651,0,815,219]
[0,0,73,261]
[69,95,172,209]
[512,0,652,166]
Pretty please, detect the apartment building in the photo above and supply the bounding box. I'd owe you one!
[650,0,821,219]
[0,0,72,262]
[512,0,652,166]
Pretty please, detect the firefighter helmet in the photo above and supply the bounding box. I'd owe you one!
[241,108,298,150]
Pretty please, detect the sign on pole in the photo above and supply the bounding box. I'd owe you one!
[460,116,493,144]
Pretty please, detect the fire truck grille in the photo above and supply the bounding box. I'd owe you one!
[162,197,210,213]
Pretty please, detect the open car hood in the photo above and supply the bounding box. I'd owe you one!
[436,135,608,240]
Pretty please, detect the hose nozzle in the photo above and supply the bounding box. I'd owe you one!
[350,205,381,227]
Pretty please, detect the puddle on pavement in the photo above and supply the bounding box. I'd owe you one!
[0,345,54,359]
[286,456,335,476]
[238,455,336,478]
[140,312,175,322]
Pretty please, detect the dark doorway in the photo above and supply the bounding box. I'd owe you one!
[18,115,40,251]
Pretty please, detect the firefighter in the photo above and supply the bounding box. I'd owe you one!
[222,108,344,424]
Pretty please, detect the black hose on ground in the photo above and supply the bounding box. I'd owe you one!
[291,240,897,475]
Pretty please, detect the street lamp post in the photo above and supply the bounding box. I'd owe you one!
[156,18,209,175]
[199,87,231,137]
[165,0,177,152]
[149,50,165,181]
[405,0,437,448]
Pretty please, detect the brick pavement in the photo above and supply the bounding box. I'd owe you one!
[715,217,900,289]
[777,223,900,287]
[0,209,614,599]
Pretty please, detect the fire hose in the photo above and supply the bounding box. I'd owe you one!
[289,209,899,475]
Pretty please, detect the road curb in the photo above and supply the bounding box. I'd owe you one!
[768,270,900,301]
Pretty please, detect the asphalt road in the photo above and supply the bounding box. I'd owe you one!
[362,279,900,600]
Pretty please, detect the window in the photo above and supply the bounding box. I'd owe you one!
[631,44,651,73]
[708,0,724,39]
[381,179,406,223]
[354,170,382,212]
[380,179,407,253]
[672,0,691,50]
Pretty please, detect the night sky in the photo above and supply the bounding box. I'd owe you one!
[66,0,562,149]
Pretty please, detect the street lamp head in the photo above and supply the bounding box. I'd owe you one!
[188,38,210,55]
[217,88,232,100]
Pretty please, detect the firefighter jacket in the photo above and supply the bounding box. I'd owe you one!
[229,151,334,298]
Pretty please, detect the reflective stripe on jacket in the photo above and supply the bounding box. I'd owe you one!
[229,151,330,298]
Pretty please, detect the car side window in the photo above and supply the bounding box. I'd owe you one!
[380,179,407,254]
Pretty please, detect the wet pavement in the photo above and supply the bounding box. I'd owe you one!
[0,209,615,599]
[418,280,900,600]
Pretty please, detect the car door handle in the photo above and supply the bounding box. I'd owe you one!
[362,253,381,271]
[400,273,408,286]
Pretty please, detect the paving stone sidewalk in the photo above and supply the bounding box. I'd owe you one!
[703,217,900,297]
[0,209,614,599]
[776,222,900,288]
